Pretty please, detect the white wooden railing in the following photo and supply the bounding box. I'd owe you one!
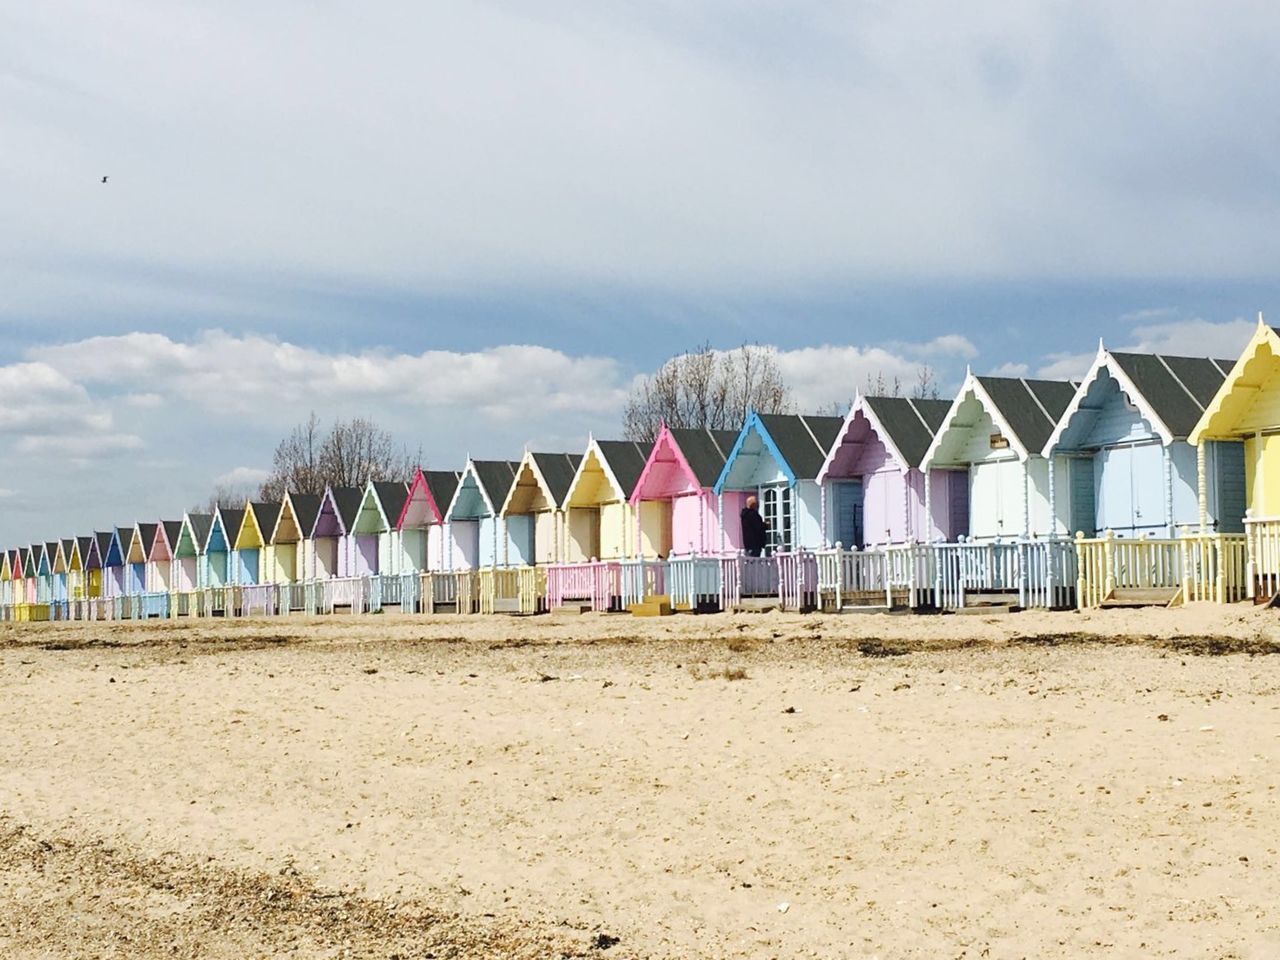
[666,554,722,610]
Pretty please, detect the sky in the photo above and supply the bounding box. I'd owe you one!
[2,1,1279,542]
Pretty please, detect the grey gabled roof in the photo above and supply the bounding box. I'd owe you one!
[95,531,114,561]
[1111,352,1234,438]
[76,535,93,559]
[161,520,183,549]
[470,461,520,511]
[863,397,952,469]
[327,488,364,529]
[668,428,739,487]
[976,377,1077,455]
[530,452,581,504]
[249,502,281,540]
[216,508,245,546]
[595,440,651,496]
[187,513,214,550]
[758,414,844,480]
[135,524,157,552]
[422,471,461,515]
[371,481,409,524]
[286,494,322,536]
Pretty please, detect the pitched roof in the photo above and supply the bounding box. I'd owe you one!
[136,523,157,551]
[1109,352,1233,438]
[187,513,214,550]
[593,440,650,496]
[327,488,364,529]
[470,461,520,510]
[370,481,409,524]
[217,508,245,546]
[861,397,952,469]
[757,414,844,480]
[76,535,94,561]
[530,452,581,504]
[975,376,1077,454]
[667,428,739,487]
[422,471,461,515]
[162,520,183,548]
[249,502,281,538]
[95,531,114,562]
[286,494,322,536]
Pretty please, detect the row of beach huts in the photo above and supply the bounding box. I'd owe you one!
[7,321,1280,622]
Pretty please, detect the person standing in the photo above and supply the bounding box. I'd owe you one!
[740,495,767,557]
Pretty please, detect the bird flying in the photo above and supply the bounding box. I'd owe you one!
[101,176,108,183]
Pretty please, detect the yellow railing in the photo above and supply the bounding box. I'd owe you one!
[1075,530,1248,608]
[478,566,546,615]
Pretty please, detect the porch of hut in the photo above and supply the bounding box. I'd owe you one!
[1049,348,1246,609]
[713,413,843,612]
[397,469,462,613]
[815,396,964,613]
[1188,317,1280,604]
[548,439,648,613]
[920,374,1079,611]
[628,426,739,612]
[310,487,365,612]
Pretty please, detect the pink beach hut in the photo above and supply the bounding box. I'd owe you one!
[629,425,743,557]
[396,469,461,573]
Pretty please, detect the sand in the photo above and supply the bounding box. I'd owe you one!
[1,606,1279,958]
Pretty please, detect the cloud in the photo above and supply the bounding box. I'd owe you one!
[15,433,144,460]
[987,361,1031,378]
[213,466,270,488]
[1035,352,1094,380]
[4,0,1280,328]
[891,335,980,362]
[774,344,944,411]
[31,331,629,423]
[1122,317,1256,359]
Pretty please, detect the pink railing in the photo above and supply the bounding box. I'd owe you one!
[546,560,621,612]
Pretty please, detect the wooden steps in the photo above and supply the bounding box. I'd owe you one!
[834,604,891,615]
[628,595,673,618]
[1101,587,1180,608]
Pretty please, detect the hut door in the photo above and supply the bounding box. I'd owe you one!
[761,485,793,553]
[534,512,557,564]
[1128,442,1164,534]
[947,470,970,540]
[1069,457,1096,537]
[639,500,673,559]
[831,481,863,549]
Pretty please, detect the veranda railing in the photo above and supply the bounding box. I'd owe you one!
[1076,529,1249,608]
[718,552,816,612]
[932,538,1076,610]
[619,558,667,608]
[816,543,934,611]
[546,560,621,612]
[1245,514,1280,599]
[666,554,722,610]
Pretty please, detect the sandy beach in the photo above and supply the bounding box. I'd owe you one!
[1,607,1278,958]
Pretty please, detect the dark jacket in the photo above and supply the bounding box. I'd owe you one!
[740,505,767,554]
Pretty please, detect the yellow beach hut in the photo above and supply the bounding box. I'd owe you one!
[1189,316,1280,601]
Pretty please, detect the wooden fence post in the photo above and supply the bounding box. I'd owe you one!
[1103,529,1116,600]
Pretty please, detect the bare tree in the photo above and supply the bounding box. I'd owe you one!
[256,413,416,499]
[623,342,791,442]
[259,412,325,500]
[863,370,903,398]
[911,365,941,400]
